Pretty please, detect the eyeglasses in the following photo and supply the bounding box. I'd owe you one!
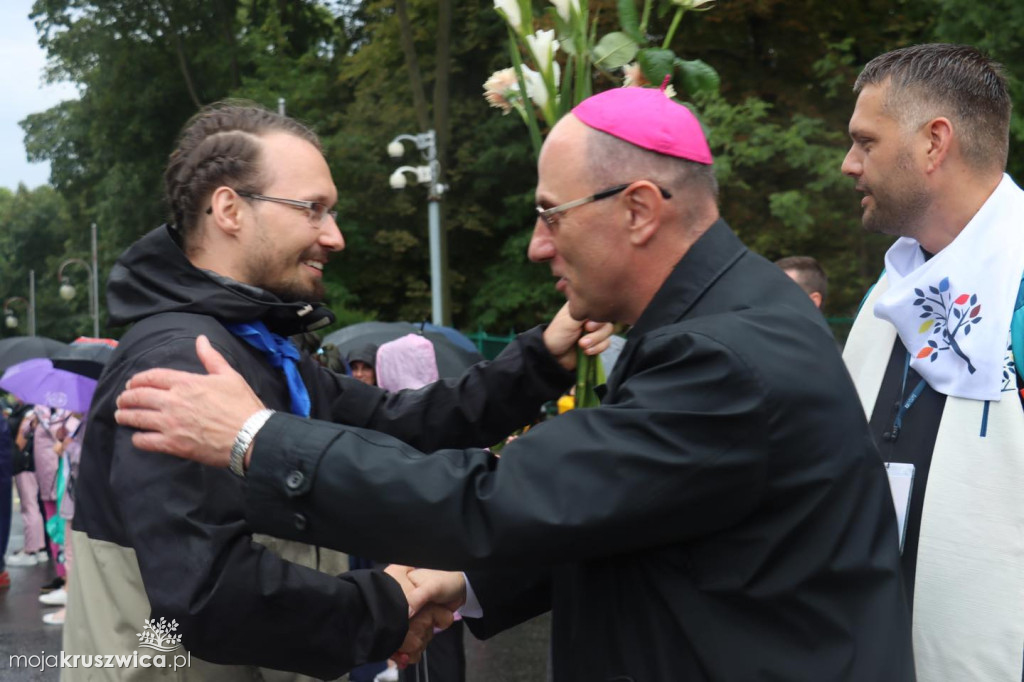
[205,190,338,225]
[536,182,672,227]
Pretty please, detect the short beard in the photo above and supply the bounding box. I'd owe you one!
[244,256,326,304]
[862,150,930,239]
[244,235,327,303]
[273,280,325,304]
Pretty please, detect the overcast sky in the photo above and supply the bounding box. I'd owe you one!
[0,1,78,191]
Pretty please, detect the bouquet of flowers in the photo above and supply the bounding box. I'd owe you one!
[484,0,719,406]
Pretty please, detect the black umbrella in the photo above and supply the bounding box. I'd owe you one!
[51,337,118,380]
[322,322,484,379]
[0,336,69,374]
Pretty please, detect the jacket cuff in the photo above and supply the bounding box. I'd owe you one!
[508,325,576,389]
[329,377,386,428]
[245,412,339,542]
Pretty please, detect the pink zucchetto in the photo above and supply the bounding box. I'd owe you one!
[571,86,713,165]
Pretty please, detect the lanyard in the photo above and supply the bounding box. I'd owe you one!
[888,353,927,441]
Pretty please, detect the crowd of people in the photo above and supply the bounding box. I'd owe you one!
[1,41,1022,682]
[1,401,85,627]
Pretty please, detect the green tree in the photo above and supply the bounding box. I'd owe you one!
[0,185,88,340]
[931,0,1024,180]
[22,0,1016,336]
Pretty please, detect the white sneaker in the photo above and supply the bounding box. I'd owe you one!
[39,588,67,606]
[42,609,65,625]
[6,551,45,567]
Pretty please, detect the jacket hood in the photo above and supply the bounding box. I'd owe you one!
[106,224,335,336]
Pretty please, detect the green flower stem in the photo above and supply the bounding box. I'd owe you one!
[662,7,685,49]
[574,7,592,110]
[574,38,589,105]
[517,0,533,35]
[508,26,543,158]
[560,55,576,119]
[639,0,654,34]
[541,64,559,125]
[575,347,602,409]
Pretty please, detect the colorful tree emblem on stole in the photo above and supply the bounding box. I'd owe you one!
[914,277,981,374]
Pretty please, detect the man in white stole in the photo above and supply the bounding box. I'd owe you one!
[841,44,1024,681]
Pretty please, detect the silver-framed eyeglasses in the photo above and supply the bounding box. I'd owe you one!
[536,182,672,227]
[206,190,338,225]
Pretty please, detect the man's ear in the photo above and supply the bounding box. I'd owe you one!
[924,117,953,174]
[208,187,245,236]
[809,291,823,309]
[624,181,664,247]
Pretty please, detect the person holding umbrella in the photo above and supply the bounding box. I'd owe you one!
[19,406,80,594]
[39,416,86,626]
[6,407,47,568]
[0,338,117,624]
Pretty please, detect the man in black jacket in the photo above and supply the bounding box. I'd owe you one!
[117,88,916,681]
[66,103,598,680]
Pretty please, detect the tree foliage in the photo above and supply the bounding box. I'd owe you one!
[0,184,90,340]
[7,0,1023,338]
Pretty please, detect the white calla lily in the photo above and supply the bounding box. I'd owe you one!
[526,29,560,76]
[520,66,548,108]
[494,0,522,31]
[669,0,715,7]
[550,0,581,23]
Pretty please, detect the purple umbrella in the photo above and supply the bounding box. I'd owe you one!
[0,358,98,413]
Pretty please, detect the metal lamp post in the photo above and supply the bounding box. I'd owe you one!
[3,297,29,333]
[387,130,448,326]
[57,222,101,337]
[3,270,37,335]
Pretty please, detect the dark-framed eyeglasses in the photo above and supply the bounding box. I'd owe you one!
[536,182,672,227]
[205,189,338,225]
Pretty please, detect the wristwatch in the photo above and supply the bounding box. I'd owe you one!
[229,409,276,478]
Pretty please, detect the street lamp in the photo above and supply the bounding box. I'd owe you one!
[387,130,448,325]
[3,297,28,330]
[3,270,36,335]
[57,222,101,337]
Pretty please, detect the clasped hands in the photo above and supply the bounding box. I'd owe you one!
[382,565,467,668]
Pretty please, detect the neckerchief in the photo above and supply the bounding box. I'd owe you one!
[873,174,1024,401]
[225,320,311,417]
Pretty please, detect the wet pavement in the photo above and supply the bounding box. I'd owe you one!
[0,502,551,681]
[0,508,64,680]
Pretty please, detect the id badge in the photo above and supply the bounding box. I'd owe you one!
[884,462,915,554]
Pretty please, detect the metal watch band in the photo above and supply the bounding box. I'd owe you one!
[229,409,275,478]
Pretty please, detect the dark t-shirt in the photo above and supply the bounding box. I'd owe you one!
[867,337,946,606]
[869,336,1024,606]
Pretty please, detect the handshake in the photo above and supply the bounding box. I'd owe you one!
[383,565,467,668]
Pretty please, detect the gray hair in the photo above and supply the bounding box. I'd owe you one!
[855,44,1011,171]
[584,127,718,224]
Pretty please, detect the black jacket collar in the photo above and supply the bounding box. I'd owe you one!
[629,218,747,338]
